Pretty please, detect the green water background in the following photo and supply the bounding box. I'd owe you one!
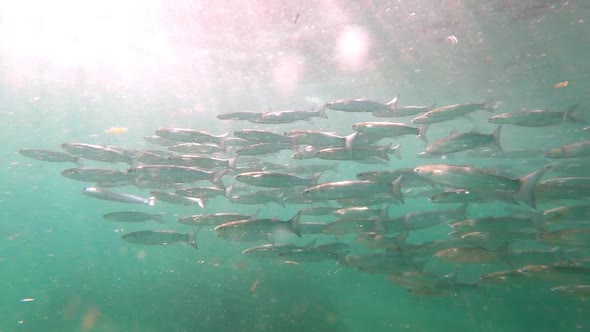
[1,1,590,331]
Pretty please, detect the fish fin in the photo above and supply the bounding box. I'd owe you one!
[417,126,428,143]
[389,144,402,160]
[386,94,399,111]
[187,227,201,249]
[391,175,405,203]
[218,132,229,149]
[395,232,409,247]
[306,172,323,186]
[491,126,502,151]
[251,208,261,219]
[481,99,495,113]
[563,104,585,123]
[211,168,228,189]
[228,156,238,170]
[304,239,317,250]
[378,144,391,161]
[344,132,359,151]
[153,213,165,224]
[455,203,469,219]
[194,198,205,209]
[147,197,156,206]
[276,193,286,208]
[516,167,550,209]
[289,211,302,237]
[224,183,235,199]
[318,105,328,119]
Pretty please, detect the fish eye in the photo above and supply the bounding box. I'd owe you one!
[414,168,422,173]
[304,189,311,194]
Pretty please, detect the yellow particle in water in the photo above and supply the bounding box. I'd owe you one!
[553,81,568,88]
[104,127,128,134]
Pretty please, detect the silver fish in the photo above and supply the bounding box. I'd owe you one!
[215,211,302,241]
[150,191,204,207]
[351,122,425,139]
[425,127,502,155]
[61,143,133,165]
[129,165,227,188]
[19,149,80,165]
[488,105,582,127]
[82,187,155,205]
[167,143,226,155]
[103,211,164,223]
[304,180,403,202]
[411,101,493,124]
[217,111,263,121]
[314,144,401,161]
[324,96,398,112]
[178,212,257,226]
[122,229,198,249]
[413,164,548,208]
[372,104,434,117]
[252,108,328,124]
[235,171,321,188]
[234,129,292,144]
[155,128,228,146]
[546,141,590,158]
[61,168,131,183]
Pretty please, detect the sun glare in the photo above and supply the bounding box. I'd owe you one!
[0,0,175,86]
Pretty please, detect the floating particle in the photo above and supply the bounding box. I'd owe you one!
[553,81,568,88]
[104,127,128,134]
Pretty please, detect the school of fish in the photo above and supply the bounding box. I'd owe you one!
[19,95,590,297]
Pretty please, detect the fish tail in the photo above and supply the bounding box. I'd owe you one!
[455,203,469,219]
[391,175,405,203]
[289,211,302,237]
[275,193,286,208]
[218,132,230,148]
[378,144,391,161]
[386,94,399,111]
[481,99,495,113]
[153,213,166,224]
[304,239,317,250]
[306,172,323,186]
[195,198,205,209]
[389,144,402,160]
[147,196,156,206]
[516,166,550,209]
[417,126,429,143]
[187,228,201,249]
[228,155,238,170]
[344,132,359,151]
[224,183,235,199]
[563,104,585,123]
[318,105,328,119]
[492,126,503,151]
[211,169,228,189]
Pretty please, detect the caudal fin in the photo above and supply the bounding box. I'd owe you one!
[386,94,399,112]
[305,172,323,186]
[344,132,359,151]
[377,144,392,161]
[563,104,585,124]
[389,144,402,160]
[491,126,502,151]
[152,213,165,224]
[211,168,228,189]
[317,106,328,119]
[289,211,302,237]
[147,196,156,206]
[417,126,429,143]
[186,228,201,249]
[391,175,405,203]
[516,167,550,209]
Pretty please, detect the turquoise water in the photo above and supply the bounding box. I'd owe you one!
[2,1,590,331]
